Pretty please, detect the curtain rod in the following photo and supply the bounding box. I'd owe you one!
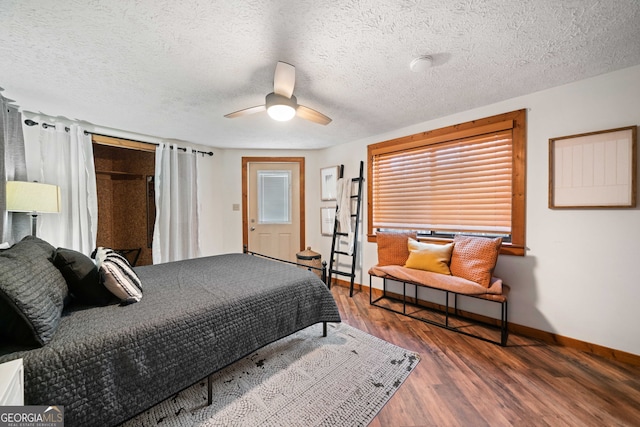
[24,119,214,157]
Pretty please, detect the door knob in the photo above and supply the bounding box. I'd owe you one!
[250,227,256,231]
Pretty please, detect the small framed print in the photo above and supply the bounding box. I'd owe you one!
[320,207,335,236]
[549,126,637,208]
[320,166,339,201]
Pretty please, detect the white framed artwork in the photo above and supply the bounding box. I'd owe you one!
[320,166,339,201]
[549,126,637,208]
[320,207,336,236]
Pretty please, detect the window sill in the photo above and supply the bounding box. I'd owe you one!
[367,234,525,256]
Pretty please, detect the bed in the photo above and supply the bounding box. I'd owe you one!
[0,238,341,427]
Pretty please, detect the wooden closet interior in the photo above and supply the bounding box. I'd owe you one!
[92,137,155,266]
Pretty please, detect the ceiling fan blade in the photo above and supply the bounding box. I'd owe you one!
[224,105,266,118]
[296,105,332,125]
[273,61,295,98]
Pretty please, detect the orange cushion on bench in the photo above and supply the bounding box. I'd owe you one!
[376,231,417,266]
[450,235,501,288]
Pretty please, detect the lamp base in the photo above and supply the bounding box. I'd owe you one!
[30,212,38,237]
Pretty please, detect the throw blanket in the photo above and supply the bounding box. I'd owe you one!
[336,177,355,255]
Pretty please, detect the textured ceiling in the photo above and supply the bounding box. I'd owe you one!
[1,0,639,149]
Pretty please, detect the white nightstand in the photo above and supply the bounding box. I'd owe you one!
[0,358,24,406]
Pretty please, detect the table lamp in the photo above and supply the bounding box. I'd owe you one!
[5,181,61,237]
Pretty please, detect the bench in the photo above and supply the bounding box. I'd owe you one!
[368,232,509,346]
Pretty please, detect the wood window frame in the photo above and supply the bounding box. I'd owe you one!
[367,109,527,256]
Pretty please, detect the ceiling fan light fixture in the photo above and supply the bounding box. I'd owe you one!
[225,63,330,125]
[266,93,297,121]
[267,104,296,121]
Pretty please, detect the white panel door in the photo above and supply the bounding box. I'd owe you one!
[247,162,300,262]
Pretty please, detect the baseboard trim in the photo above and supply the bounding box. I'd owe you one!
[330,278,640,367]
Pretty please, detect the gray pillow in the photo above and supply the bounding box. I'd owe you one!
[0,236,69,346]
[54,248,113,306]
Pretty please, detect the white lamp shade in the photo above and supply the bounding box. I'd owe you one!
[6,181,61,213]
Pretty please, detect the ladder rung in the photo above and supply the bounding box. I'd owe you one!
[330,270,355,277]
[334,250,351,256]
[335,232,348,236]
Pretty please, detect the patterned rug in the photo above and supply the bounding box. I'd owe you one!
[121,323,419,427]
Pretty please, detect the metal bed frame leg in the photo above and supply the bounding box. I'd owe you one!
[323,322,327,337]
[207,374,213,405]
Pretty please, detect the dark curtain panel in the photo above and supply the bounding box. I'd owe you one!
[1,95,29,244]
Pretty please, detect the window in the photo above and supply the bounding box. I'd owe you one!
[367,109,526,256]
[258,170,291,224]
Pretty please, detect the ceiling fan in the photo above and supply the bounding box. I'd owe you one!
[224,61,332,125]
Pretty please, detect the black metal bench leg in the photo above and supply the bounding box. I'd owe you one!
[403,282,407,314]
[454,293,459,316]
[323,321,327,337]
[207,374,212,405]
[445,291,449,327]
[501,300,509,346]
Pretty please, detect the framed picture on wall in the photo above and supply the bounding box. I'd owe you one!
[549,126,637,208]
[320,207,336,236]
[320,166,339,201]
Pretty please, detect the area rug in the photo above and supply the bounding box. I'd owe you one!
[121,323,419,427]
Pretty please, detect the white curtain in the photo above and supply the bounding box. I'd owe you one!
[1,96,30,244]
[153,143,200,264]
[35,123,98,255]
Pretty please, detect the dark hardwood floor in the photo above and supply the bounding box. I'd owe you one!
[330,285,640,427]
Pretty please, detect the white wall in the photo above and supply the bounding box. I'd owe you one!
[216,149,321,254]
[20,65,640,355]
[304,64,640,356]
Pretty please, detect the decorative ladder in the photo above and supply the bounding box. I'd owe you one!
[328,161,364,297]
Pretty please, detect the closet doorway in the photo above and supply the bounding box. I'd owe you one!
[92,136,156,266]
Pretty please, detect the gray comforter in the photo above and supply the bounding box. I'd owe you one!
[0,253,341,426]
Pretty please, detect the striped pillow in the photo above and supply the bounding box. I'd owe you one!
[94,248,143,304]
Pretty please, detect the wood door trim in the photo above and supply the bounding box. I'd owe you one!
[92,134,157,152]
[242,157,305,253]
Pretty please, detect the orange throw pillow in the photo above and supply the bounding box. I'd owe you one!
[449,235,502,287]
[376,231,417,266]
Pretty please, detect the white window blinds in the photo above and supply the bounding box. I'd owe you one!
[372,129,513,234]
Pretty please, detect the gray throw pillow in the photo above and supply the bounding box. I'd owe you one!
[54,248,113,306]
[0,236,69,346]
